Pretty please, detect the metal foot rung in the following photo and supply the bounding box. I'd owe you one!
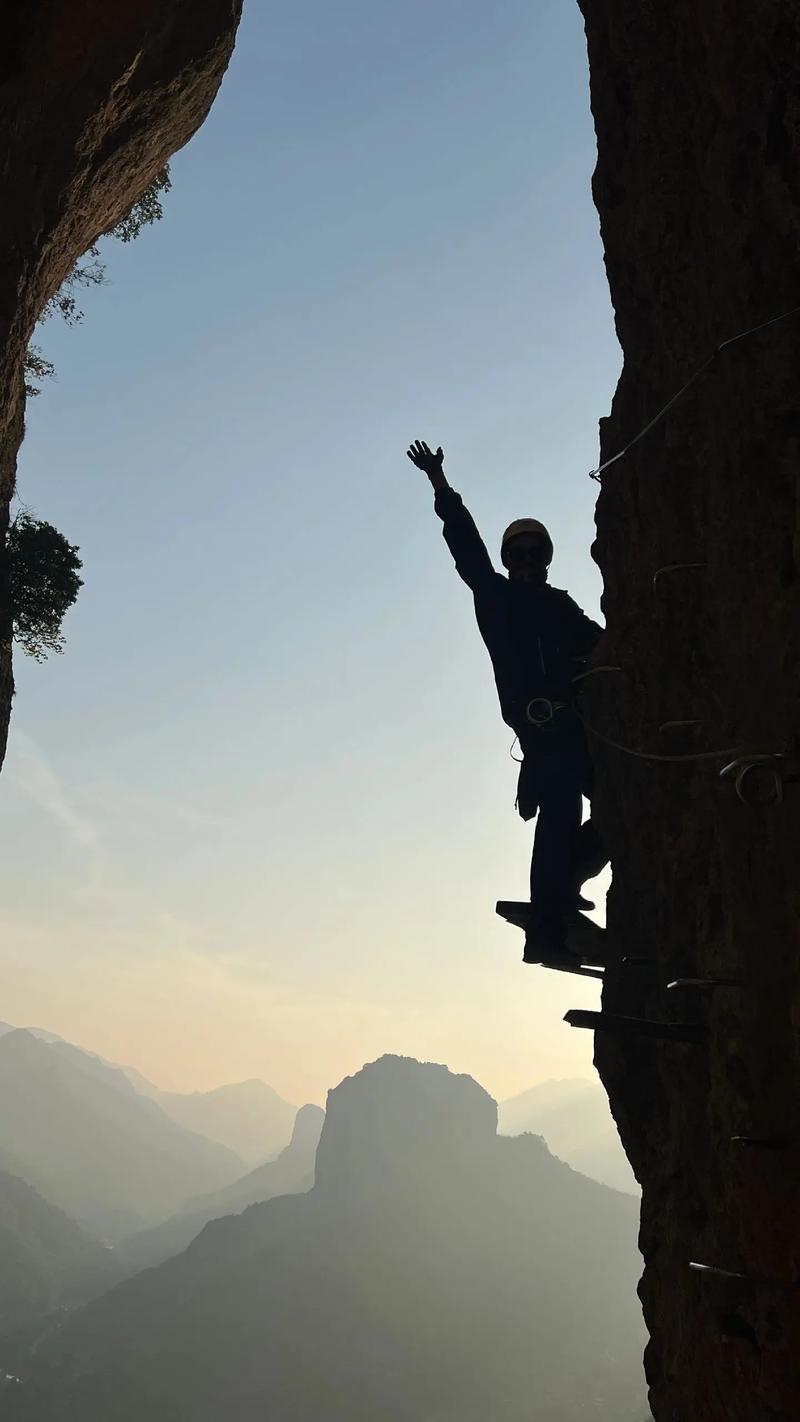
[564,1009,708,1044]
[496,901,606,969]
[690,1262,750,1282]
[496,900,532,927]
[532,960,604,981]
[667,977,742,991]
[730,1135,792,1150]
[690,1261,796,1291]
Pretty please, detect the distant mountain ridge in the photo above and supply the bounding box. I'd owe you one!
[498,1077,638,1193]
[119,1103,324,1271]
[1,1021,297,1167]
[0,1031,241,1240]
[0,1022,63,1045]
[8,1056,647,1422]
[0,1172,117,1332]
[130,1076,296,1164]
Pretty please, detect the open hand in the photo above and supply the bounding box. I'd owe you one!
[406,439,444,482]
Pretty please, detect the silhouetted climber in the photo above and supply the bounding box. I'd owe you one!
[407,439,608,964]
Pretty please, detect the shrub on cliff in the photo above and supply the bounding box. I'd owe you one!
[7,514,83,660]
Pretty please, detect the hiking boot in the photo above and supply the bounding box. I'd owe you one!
[523,925,579,967]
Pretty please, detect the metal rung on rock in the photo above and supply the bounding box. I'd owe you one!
[564,1009,708,1044]
[667,977,742,991]
[496,900,531,927]
[730,1135,792,1150]
[690,1262,750,1282]
[690,1261,797,1291]
[536,960,604,981]
[652,562,708,593]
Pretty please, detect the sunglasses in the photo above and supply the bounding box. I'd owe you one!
[504,541,548,564]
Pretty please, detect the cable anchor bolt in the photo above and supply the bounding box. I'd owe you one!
[719,753,800,806]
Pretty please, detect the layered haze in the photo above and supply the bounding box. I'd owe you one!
[0,1023,643,1414]
[3,1057,646,1422]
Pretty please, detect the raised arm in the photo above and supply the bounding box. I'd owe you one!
[406,438,449,493]
[406,438,495,592]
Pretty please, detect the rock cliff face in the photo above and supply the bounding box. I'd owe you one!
[578,5,800,1420]
[0,0,243,768]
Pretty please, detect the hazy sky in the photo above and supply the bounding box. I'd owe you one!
[0,0,620,1106]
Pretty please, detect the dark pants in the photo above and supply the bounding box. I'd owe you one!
[516,728,607,946]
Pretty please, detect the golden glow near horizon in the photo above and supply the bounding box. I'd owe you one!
[1,733,607,1106]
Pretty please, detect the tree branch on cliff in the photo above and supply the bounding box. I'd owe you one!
[24,165,172,395]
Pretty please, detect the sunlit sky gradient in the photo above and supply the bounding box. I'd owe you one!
[0,0,620,1107]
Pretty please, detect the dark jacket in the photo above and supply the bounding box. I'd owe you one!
[435,487,602,740]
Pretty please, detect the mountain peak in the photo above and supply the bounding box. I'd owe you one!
[288,1102,325,1150]
[314,1054,497,1195]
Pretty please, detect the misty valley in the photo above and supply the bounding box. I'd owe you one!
[0,1028,645,1420]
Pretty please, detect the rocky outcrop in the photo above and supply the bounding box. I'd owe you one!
[314,1053,498,1196]
[578,5,800,1420]
[0,0,243,768]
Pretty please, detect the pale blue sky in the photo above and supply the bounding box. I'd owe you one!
[0,0,620,1103]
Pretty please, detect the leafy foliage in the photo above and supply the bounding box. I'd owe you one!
[39,250,105,330]
[7,514,83,660]
[23,347,56,399]
[23,165,172,394]
[110,165,172,244]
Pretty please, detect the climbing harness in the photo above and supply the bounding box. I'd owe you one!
[719,752,800,806]
[524,696,567,726]
[588,302,800,482]
[507,697,576,762]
